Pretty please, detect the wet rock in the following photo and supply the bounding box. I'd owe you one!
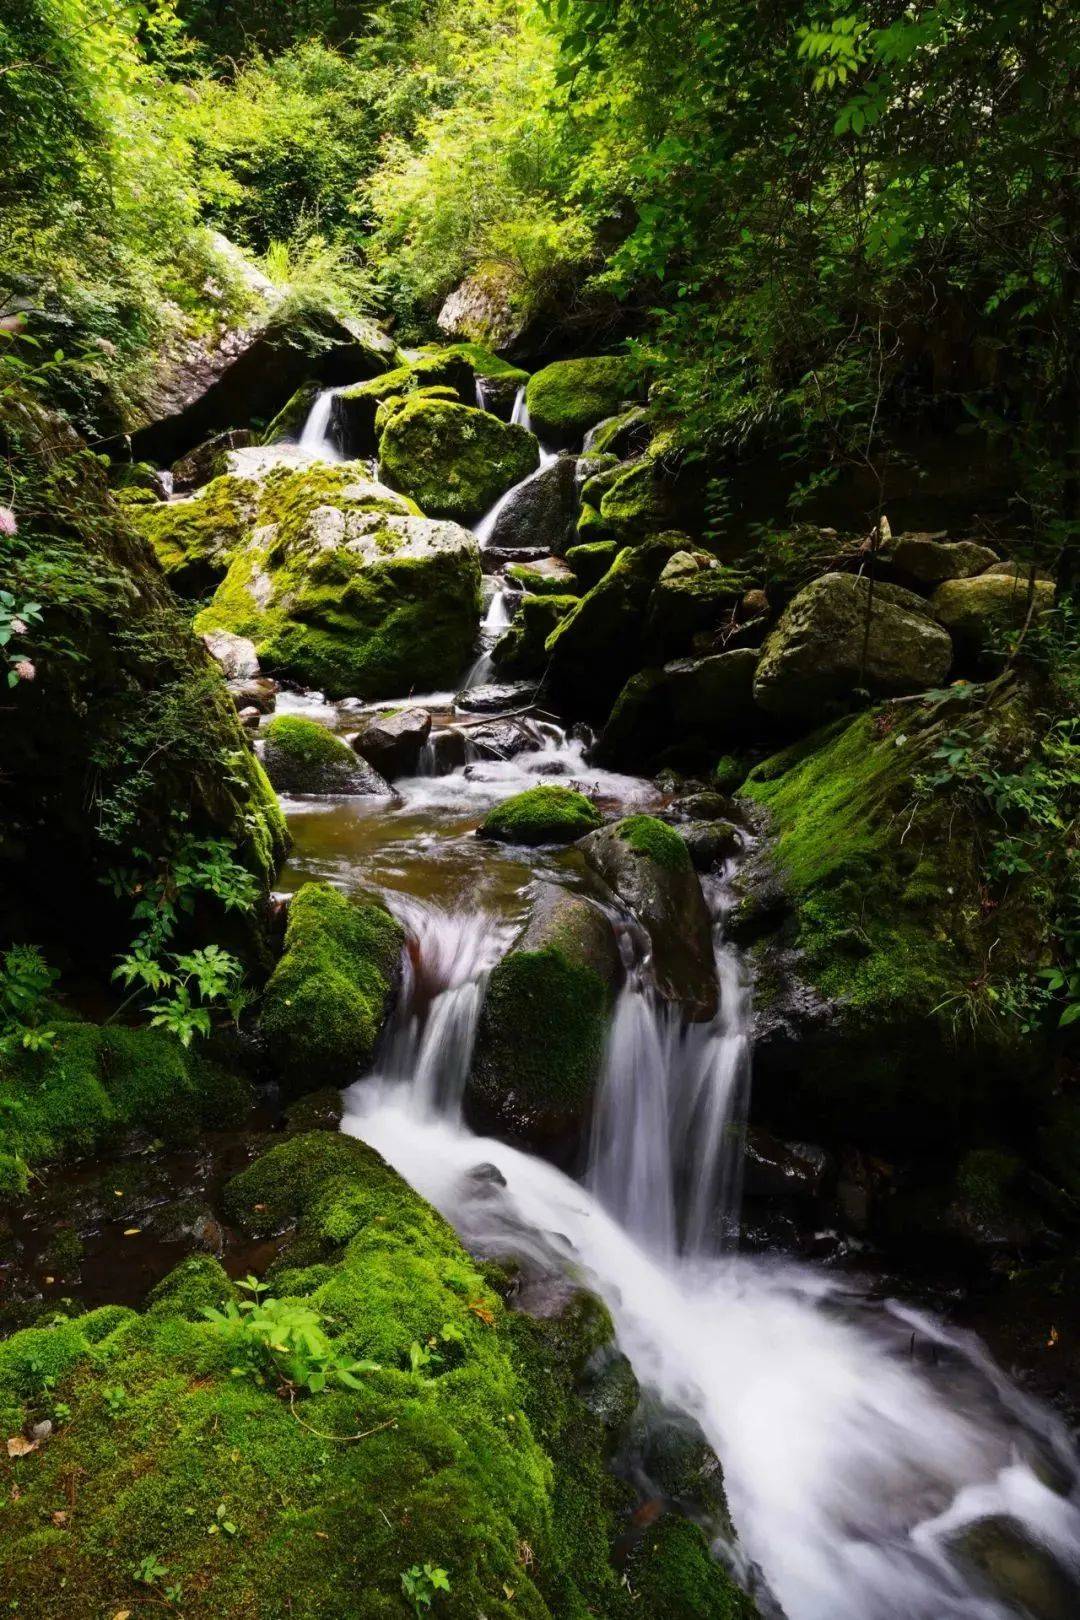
[670,791,731,821]
[505,555,579,595]
[596,649,760,772]
[486,455,579,554]
[482,545,551,572]
[378,397,539,524]
[464,719,539,759]
[887,535,999,582]
[582,405,651,459]
[237,706,261,730]
[952,1516,1080,1620]
[469,883,621,1149]
[262,714,393,795]
[754,572,953,721]
[172,428,254,494]
[423,726,469,773]
[227,676,276,713]
[351,706,431,779]
[931,571,1055,657]
[564,539,619,590]
[455,681,537,714]
[579,817,717,1019]
[466,1161,508,1189]
[677,820,740,871]
[744,1128,831,1199]
[492,593,578,678]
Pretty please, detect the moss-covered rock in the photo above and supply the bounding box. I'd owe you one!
[597,650,760,772]
[628,1517,759,1619]
[259,882,404,1095]
[597,454,682,540]
[580,817,717,1019]
[524,356,642,445]
[0,1130,702,1619]
[753,572,953,722]
[480,786,602,844]
[261,381,321,445]
[0,1024,252,1187]
[132,472,259,594]
[505,557,579,596]
[887,536,999,583]
[193,461,482,699]
[491,593,578,678]
[648,559,752,655]
[469,884,621,1147]
[378,397,539,524]
[584,405,651,458]
[261,714,392,796]
[740,702,1050,1155]
[931,572,1056,657]
[333,351,477,454]
[565,539,620,589]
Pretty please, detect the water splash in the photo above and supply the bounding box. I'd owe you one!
[463,583,512,687]
[298,388,342,461]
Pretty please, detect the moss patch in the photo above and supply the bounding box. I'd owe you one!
[378,397,539,524]
[259,882,404,1095]
[480,786,602,845]
[131,473,258,595]
[614,814,692,873]
[261,714,386,795]
[491,594,577,678]
[524,357,641,444]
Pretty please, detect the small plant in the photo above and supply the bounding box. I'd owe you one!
[0,944,59,1055]
[133,1554,169,1587]
[0,588,43,687]
[202,1278,379,1395]
[207,1501,238,1537]
[102,1384,127,1419]
[401,1563,450,1615]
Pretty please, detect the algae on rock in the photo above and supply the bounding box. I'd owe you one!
[378,395,539,523]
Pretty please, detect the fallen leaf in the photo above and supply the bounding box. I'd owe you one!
[7,1436,37,1458]
[315,1531,329,1541]
[51,1510,68,1526]
[113,1189,124,1197]
[468,1300,495,1326]
[1048,1326,1060,1348]
[254,1203,267,1212]
[43,1275,55,1285]
[123,1228,141,1237]
[113,1610,132,1620]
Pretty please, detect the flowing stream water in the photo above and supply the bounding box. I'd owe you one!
[268,379,1080,1620]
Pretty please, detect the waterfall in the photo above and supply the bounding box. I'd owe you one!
[298,389,342,461]
[463,583,511,687]
[339,824,1080,1620]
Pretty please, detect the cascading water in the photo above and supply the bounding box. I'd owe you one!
[340,815,1080,1620]
[298,388,342,461]
[463,583,512,687]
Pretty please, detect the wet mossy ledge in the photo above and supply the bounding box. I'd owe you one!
[260,882,404,1097]
[0,1023,250,1199]
[0,1131,754,1619]
[479,785,602,845]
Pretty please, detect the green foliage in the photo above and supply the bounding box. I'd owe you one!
[0,944,59,1056]
[203,1276,380,1394]
[480,786,602,845]
[401,1562,451,1615]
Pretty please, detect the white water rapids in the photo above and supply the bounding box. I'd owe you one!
[340,864,1080,1620]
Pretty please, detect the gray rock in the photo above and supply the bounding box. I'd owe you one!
[888,535,998,582]
[952,1517,1080,1620]
[201,629,260,681]
[456,681,537,714]
[465,719,541,759]
[486,456,579,555]
[437,266,530,351]
[677,819,740,871]
[352,706,432,779]
[754,572,953,720]
[228,676,276,713]
[172,429,254,494]
[579,822,717,1019]
[744,1128,831,1199]
[931,572,1056,654]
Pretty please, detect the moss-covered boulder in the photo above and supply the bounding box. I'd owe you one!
[422,341,529,418]
[543,535,682,718]
[648,557,752,655]
[0,1129,757,1619]
[565,539,620,589]
[524,356,642,445]
[597,650,760,772]
[584,405,651,458]
[0,1024,250,1192]
[480,785,602,845]
[333,351,477,454]
[469,884,621,1147]
[931,572,1056,656]
[378,397,539,524]
[492,594,578,677]
[260,381,321,445]
[131,471,258,593]
[739,700,1050,1156]
[261,715,392,796]
[505,556,579,596]
[887,535,999,583]
[193,461,482,699]
[580,817,717,1019]
[753,572,953,722]
[596,454,683,540]
[260,882,403,1095]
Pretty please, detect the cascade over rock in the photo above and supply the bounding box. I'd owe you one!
[483,453,579,553]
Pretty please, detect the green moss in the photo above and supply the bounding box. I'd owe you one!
[524,356,641,444]
[481,786,602,845]
[0,1024,241,1181]
[374,383,459,437]
[629,1518,758,1619]
[505,563,579,597]
[261,714,372,794]
[0,1152,29,1201]
[614,814,692,873]
[422,342,529,383]
[712,754,748,793]
[259,882,404,1096]
[955,1148,1020,1220]
[491,594,577,678]
[146,1255,236,1320]
[335,353,477,451]
[378,397,539,524]
[193,462,482,700]
[565,540,619,589]
[261,381,320,444]
[472,947,611,1119]
[131,472,257,595]
[0,1133,670,1619]
[597,456,677,538]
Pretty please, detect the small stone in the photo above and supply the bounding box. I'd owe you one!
[201,629,260,681]
[29,1420,52,1444]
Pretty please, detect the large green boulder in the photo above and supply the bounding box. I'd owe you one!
[194,462,482,699]
[647,554,752,655]
[492,593,578,677]
[469,884,621,1147]
[259,882,404,1095]
[543,535,682,718]
[333,351,477,454]
[753,572,953,722]
[524,356,641,445]
[132,471,258,594]
[579,817,717,1020]
[565,539,620,589]
[378,397,539,524]
[597,650,760,772]
[261,715,392,796]
[596,455,681,540]
[479,785,602,844]
[931,572,1056,657]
